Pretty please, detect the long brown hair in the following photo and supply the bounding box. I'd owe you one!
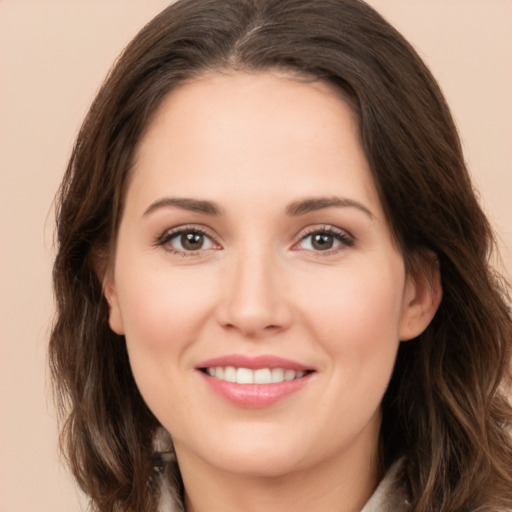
[50,1,512,510]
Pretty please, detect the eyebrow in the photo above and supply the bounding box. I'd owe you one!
[142,195,373,219]
[143,197,222,217]
[286,196,374,219]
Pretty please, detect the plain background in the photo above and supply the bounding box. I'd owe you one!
[1,1,511,510]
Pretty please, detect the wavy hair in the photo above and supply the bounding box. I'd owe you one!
[50,0,512,510]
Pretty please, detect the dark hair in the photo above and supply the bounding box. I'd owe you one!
[50,1,512,510]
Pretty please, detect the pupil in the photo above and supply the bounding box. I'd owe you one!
[312,233,333,250]
[181,232,203,250]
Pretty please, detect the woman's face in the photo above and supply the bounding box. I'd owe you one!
[106,72,436,479]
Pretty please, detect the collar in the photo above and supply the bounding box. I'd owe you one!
[360,458,409,512]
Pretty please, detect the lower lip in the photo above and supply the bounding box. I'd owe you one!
[199,372,312,408]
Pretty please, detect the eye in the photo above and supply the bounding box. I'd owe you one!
[173,231,212,251]
[294,227,354,253]
[156,226,219,255]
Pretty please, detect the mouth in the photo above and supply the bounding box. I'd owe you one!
[196,355,315,408]
[200,366,312,384]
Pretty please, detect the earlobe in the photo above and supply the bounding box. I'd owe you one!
[399,253,442,341]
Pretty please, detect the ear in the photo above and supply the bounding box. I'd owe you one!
[103,269,125,335]
[92,250,125,336]
[399,252,442,341]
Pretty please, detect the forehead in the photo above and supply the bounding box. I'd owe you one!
[129,71,381,218]
[138,71,357,155]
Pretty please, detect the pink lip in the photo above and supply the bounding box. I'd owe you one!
[197,354,311,371]
[196,354,314,408]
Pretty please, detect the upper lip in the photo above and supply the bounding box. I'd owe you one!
[196,354,313,372]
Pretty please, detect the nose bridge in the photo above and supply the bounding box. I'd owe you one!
[218,241,291,336]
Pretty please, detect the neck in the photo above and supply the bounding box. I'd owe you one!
[175,437,381,512]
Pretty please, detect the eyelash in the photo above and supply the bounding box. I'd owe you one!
[154,224,355,257]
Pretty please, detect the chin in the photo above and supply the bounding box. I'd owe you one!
[173,426,311,478]
[207,446,307,478]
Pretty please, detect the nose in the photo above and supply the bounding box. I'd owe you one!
[216,250,293,338]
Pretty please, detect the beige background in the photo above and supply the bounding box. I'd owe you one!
[1,1,511,510]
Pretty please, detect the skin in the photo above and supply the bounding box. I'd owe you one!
[105,72,441,512]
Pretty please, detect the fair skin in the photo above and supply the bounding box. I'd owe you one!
[105,72,441,512]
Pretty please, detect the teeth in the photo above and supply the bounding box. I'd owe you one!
[224,366,236,382]
[254,368,271,384]
[236,367,253,384]
[284,369,296,381]
[271,368,284,383]
[205,367,307,384]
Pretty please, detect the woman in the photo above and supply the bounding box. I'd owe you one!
[49,0,512,511]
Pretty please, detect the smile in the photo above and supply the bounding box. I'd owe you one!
[197,355,315,408]
[204,367,307,384]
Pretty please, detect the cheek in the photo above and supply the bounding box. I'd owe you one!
[114,256,219,400]
[300,259,405,379]
[114,261,219,420]
[117,260,214,346]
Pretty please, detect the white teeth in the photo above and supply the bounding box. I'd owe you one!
[271,368,284,383]
[284,369,296,381]
[205,366,307,384]
[224,366,236,383]
[254,368,272,384]
[236,367,254,384]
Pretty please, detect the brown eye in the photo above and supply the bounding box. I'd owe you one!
[181,232,205,250]
[311,233,334,250]
[163,229,215,253]
[295,228,354,253]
